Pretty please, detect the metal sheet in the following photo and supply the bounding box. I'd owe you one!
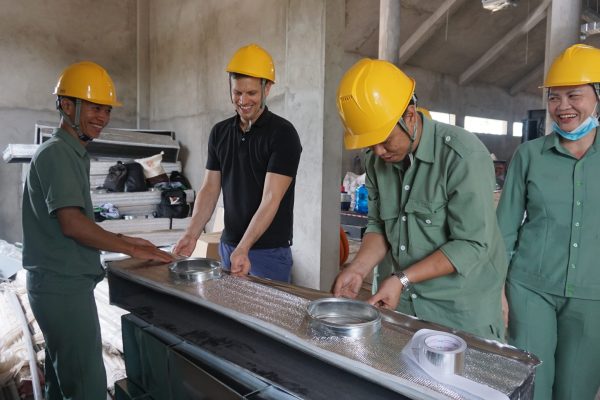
[35,122,180,162]
[108,258,539,400]
[2,144,38,163]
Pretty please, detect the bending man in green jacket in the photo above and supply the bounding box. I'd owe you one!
[332,59,507,341]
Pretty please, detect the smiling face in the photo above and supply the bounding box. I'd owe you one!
[231,76,271,129]
[547,84,598,132]
[60,98,111,141]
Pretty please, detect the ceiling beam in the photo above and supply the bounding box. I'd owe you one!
[459,0,551,86]
[398,0,467,65]
[582,6,600,23]
[509,63,544,96]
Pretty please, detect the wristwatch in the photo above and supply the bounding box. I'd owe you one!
[391,271,413,292]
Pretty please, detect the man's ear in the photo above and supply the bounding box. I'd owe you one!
[264,81,273,97]
[59,97,74,113]
[404,104,417,123]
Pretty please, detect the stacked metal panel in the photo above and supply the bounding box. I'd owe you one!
[34,122,180,162]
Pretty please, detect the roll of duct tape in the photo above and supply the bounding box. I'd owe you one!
[402,329,508,400]
[418,332,466,375]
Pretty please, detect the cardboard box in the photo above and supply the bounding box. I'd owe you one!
[190,231,221,261]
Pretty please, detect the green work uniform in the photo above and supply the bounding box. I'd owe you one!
[496,131,600,400]
[22,128,106,400]
[366,117,507,341]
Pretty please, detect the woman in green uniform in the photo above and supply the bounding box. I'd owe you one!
[497,44,600,400]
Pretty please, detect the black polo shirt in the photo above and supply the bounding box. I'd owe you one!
[206,107,302,248]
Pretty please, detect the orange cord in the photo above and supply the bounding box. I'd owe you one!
[339,226,349,267]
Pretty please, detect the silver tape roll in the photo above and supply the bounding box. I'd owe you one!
[418,332,466,375]
[402,329,509,400]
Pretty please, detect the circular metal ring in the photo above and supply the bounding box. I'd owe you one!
[307,297,381,337]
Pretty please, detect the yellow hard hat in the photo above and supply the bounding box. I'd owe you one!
[53,61,121,106]
[417,107,432,119]
[226,44,275,82]
[544,44,600,87]
[337,58,415,150]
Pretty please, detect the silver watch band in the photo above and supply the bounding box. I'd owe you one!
[391,271,412,291]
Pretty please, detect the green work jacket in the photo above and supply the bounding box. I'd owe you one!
[365,117,508,335]
[497,131,600,300]
[22,129,103,293]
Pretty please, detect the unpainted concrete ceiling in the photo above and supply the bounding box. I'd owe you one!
[345,0,600,97]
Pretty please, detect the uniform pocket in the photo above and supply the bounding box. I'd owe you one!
[404,199,448,249]
[404,199,447,228]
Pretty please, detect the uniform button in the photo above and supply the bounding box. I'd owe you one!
[425,219,432,224]
[445,136,451,142]
[576,201,581,206]
[573,243,578,248]
[401,215,407,222]
[400,245,406,251]
[575,222,580,227]
[411,293,418,299]
[404,185,410,191]
[571,264,576,269]
[242,138,246,142]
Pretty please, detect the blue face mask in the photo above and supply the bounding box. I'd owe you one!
[552,115,599,141]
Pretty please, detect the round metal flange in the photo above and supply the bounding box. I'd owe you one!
[169,258,222,282]
[307,297,381,338]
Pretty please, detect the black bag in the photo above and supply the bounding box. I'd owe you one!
[124,162,147,192]
[156,188,190,218]
[102,161,127,192]
[169,171,191,190]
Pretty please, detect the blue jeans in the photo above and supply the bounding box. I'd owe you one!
[219,241,293,283]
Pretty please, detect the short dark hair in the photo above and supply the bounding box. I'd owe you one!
[229,72,254,80]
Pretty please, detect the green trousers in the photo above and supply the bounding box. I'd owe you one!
[28,289,106,400]
[507,279,600,400]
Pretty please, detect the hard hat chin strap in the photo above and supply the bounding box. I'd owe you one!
[56,98,93,142]
[593,84,600,118]
[260,78,267,109]
[399,94,419,157]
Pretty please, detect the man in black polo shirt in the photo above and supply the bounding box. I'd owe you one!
[174,44,302,282]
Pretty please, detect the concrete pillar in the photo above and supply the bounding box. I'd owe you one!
[284,0,345,290]
[137,0,150,129]
[543,0,581,132]
[379,0,401,64]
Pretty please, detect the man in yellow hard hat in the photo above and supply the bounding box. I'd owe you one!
[174,44,302,282]
[22,61,173,400]
[332,59,508,341]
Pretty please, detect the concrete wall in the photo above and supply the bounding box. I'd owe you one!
[0,0,543,290]
[0,0,138,244]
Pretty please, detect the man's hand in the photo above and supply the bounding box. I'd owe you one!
[332,265,364,299]
[128,244,174,263]
[118,234,174,263]
[230,247,251,276]
[367,275,403,310]
[172,234,198,257]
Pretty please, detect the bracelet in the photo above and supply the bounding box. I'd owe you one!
[391,271,412,291]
